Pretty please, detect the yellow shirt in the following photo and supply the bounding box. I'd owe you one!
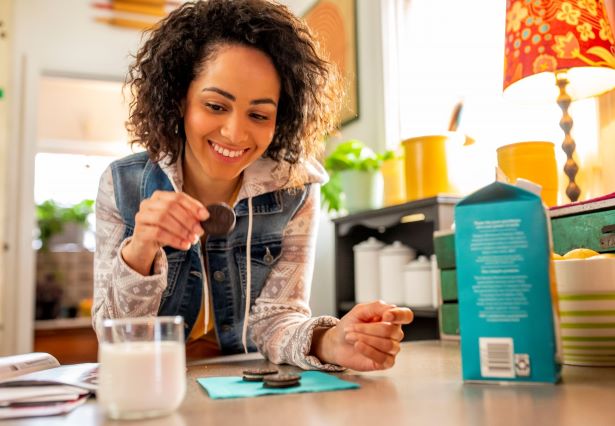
[188,292,215,341]
[186,290,219,359]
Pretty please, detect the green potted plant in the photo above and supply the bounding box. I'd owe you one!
[322,140,395,214]
[36,199,95,250]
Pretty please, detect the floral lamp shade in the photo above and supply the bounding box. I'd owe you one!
[503,0,615,101]
[503,0,615,203]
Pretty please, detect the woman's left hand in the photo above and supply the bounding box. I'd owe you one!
[312,301,413,371]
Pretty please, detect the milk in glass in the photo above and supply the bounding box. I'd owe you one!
[98,341,186,419]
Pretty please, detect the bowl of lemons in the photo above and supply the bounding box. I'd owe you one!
[553,249,615,366]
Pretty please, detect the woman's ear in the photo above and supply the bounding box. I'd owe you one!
[179,99,186,117]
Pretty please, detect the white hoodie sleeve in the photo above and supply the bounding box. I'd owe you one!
[248,184,344,371]
[92,166,169,339]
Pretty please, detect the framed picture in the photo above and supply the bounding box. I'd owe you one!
[304,0,358,125]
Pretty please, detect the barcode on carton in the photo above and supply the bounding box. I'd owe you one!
[479,337,515,378]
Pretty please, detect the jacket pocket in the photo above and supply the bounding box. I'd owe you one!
[235,240,283,300]
[161,249,187,299]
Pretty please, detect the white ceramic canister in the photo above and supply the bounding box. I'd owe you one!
[430,254,440,308]
[353,237,385,303]
[403,255,433,307]
[379,241,416,305]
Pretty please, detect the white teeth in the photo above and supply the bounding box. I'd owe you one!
[211,141,244,158]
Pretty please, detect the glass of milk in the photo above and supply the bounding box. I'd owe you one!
[98,316,186,420]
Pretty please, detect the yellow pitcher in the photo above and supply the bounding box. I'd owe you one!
[402,134,459,201]
[496,141,558,207]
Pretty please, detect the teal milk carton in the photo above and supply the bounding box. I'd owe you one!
[455,182,561,383]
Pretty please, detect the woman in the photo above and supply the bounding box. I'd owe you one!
[93,0,412,372]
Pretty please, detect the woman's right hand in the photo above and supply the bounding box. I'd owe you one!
[121,190,209,275]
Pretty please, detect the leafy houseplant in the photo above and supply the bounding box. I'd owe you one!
[322,140,395,214]
[36,199,95,250]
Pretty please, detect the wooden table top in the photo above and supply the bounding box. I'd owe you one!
[11,340,615,426]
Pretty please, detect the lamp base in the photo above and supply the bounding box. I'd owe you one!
[556,72,581,203]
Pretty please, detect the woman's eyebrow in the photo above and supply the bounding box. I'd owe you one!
[251,98,277,107]
[202,86,235,101]
[202,87,277,106]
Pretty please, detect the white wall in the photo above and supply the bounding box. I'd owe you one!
[0,0,14,354]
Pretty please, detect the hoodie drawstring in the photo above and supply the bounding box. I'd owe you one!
[241,196,254,353]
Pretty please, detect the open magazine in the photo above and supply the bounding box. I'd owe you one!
[0,352,98,419]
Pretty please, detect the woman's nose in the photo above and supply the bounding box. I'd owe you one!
[220,113,247,144]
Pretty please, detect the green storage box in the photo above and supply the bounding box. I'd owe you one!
[440,302,459,336]
[433,230,456,269]
[440,269,458,302]
[550,207,615,255]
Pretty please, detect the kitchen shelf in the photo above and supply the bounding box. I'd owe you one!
[332,195,460,340]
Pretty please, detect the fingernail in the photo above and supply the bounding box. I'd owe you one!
[192,234,200,245]
[343,326,354,333]
[184,242,191,251]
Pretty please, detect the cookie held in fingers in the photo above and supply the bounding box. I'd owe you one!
[202,202,236,236]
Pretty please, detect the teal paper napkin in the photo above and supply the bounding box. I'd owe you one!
[197,371,359,399]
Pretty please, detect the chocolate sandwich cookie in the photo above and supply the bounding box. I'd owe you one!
[262,373,301,389]
[202,202,236,236]
[242,368,279,382]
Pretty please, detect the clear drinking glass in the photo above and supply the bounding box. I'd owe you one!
[98,316,186,420]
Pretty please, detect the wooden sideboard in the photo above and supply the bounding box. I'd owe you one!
[34,317,98,364]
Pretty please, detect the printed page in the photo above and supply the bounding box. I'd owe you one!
[0,394,89,420]
[0,363,98,392]
[0,353,60,381]
[0,385,88,405]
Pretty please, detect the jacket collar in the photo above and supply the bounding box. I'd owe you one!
[154,153,328,204]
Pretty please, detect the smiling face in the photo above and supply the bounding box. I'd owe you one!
[182,44,281,186]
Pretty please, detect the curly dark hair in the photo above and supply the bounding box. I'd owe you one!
[126,0,342,185]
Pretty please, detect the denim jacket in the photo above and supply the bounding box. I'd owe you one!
[93,151,342,370]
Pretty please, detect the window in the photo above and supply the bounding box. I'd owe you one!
[35,75,136,250]
[34,153,121,250]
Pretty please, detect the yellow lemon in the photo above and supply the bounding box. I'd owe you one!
[589,253,615,260]
[552,252,564,260]
[563,248,599,260]
[78,298,93,317]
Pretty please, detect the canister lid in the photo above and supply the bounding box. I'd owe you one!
[380,241,414,255]
[353,237,385,252]
[404,255,431,271]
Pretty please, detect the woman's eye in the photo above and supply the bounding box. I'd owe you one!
[250,113,269,121]
[205,103,225,112]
